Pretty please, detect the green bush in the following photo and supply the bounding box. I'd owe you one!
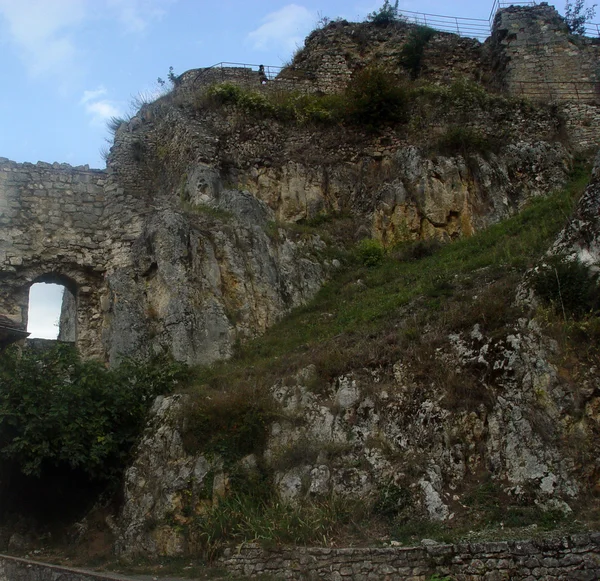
[373,481,412,519]
[436,126,495,156]
[357,238,385,266]
[191,492,355,560]
[182,386,275,463]
[400,26,436,79]
[346,66,410,127]
[205,83,275,116]
[0,344,187,482]
[204,69,411,130]
[532,255,599,318]
[367,0,402,26]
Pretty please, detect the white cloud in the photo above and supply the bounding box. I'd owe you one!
[248,4,314,52]
[80,86,108,105]
[106,0,173,34]
[80,86,123,126]
[86,100,122,124]
[0,0,85,78]
[0,0,176,83]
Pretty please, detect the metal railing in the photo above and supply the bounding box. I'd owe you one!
[398,10,490,41]
[583,21,600,36]
[192,62,284,86]
[488,0,600,37]
[489,0,538,23]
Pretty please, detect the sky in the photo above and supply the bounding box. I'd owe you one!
[1,0,593,338]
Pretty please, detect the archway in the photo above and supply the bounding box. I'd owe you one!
[26,275,77,342]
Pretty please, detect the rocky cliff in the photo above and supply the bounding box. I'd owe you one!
[3,4,600,565]
[115,153,600,557]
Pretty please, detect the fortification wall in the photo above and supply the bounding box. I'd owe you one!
[491,4,600,103]
[0,159,146,359]
[0,159,108,356]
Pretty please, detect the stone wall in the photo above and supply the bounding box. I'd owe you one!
[490,4,600,103]
[0,554,132,581]
[220,534,600,580]
[0,158,110,358]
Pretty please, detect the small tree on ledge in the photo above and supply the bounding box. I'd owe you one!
[367,0,402,26]
[565,0,597,35]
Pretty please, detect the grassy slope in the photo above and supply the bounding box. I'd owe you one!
[190,162,590,394]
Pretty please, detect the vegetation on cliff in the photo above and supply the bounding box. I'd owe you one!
[0,346,187,519]
[172,161,599,556]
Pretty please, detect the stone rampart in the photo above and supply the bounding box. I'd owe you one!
[0,159,108,356]
[0,158,147,359]
[220,534,600,580]
[491,4,600,104]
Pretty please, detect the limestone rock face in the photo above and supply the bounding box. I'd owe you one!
[116,395,225,557]
[116,165,600,556]
[551,151,600,266]
[101,189,324,365]
[116,319,582,555]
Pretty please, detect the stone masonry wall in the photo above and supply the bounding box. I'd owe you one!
[220,534,600,580]
[490,4,600,103]
[0,158,147,359]
[0,159,108,357]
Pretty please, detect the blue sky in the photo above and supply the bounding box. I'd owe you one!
[0,0,591,338]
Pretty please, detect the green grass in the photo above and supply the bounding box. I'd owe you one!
[188,162,589,394]
[174,162,591,554]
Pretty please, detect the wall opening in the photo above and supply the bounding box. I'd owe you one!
[26,278,76,341]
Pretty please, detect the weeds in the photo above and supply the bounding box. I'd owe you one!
[184,163,589,403]
[532,255,599,319]
[182,385,275,463]
[367,0,402,26]
[171,164,591,549]
[191,493,356,560]
[435,126,498,157]
[400,26,436,79]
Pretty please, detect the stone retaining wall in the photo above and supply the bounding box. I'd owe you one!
[220,533,600,580]
[0,554,132,581]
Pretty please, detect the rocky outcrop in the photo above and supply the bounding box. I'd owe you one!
[115,151,600,559]
[102,190,325,365]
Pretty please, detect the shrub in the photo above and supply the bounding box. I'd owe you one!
[106,116,126,133]
[182,386,275,463]
[532,255,599,319]
[400,26,436,79]
[205,83,275,116]
[367,0,402,26]
[346,66,410,127]
[394,239,443,262]
[191,493,355,560]
[436,126,495,156]
[565,0,597,35]
[356,238,385,266]
[373,481,412,519]
[0,344,187,482]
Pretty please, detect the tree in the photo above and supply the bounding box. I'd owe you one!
[367,1,401,26]
[565,0,597,35]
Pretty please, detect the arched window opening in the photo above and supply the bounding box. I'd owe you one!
[27,282,76,341]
